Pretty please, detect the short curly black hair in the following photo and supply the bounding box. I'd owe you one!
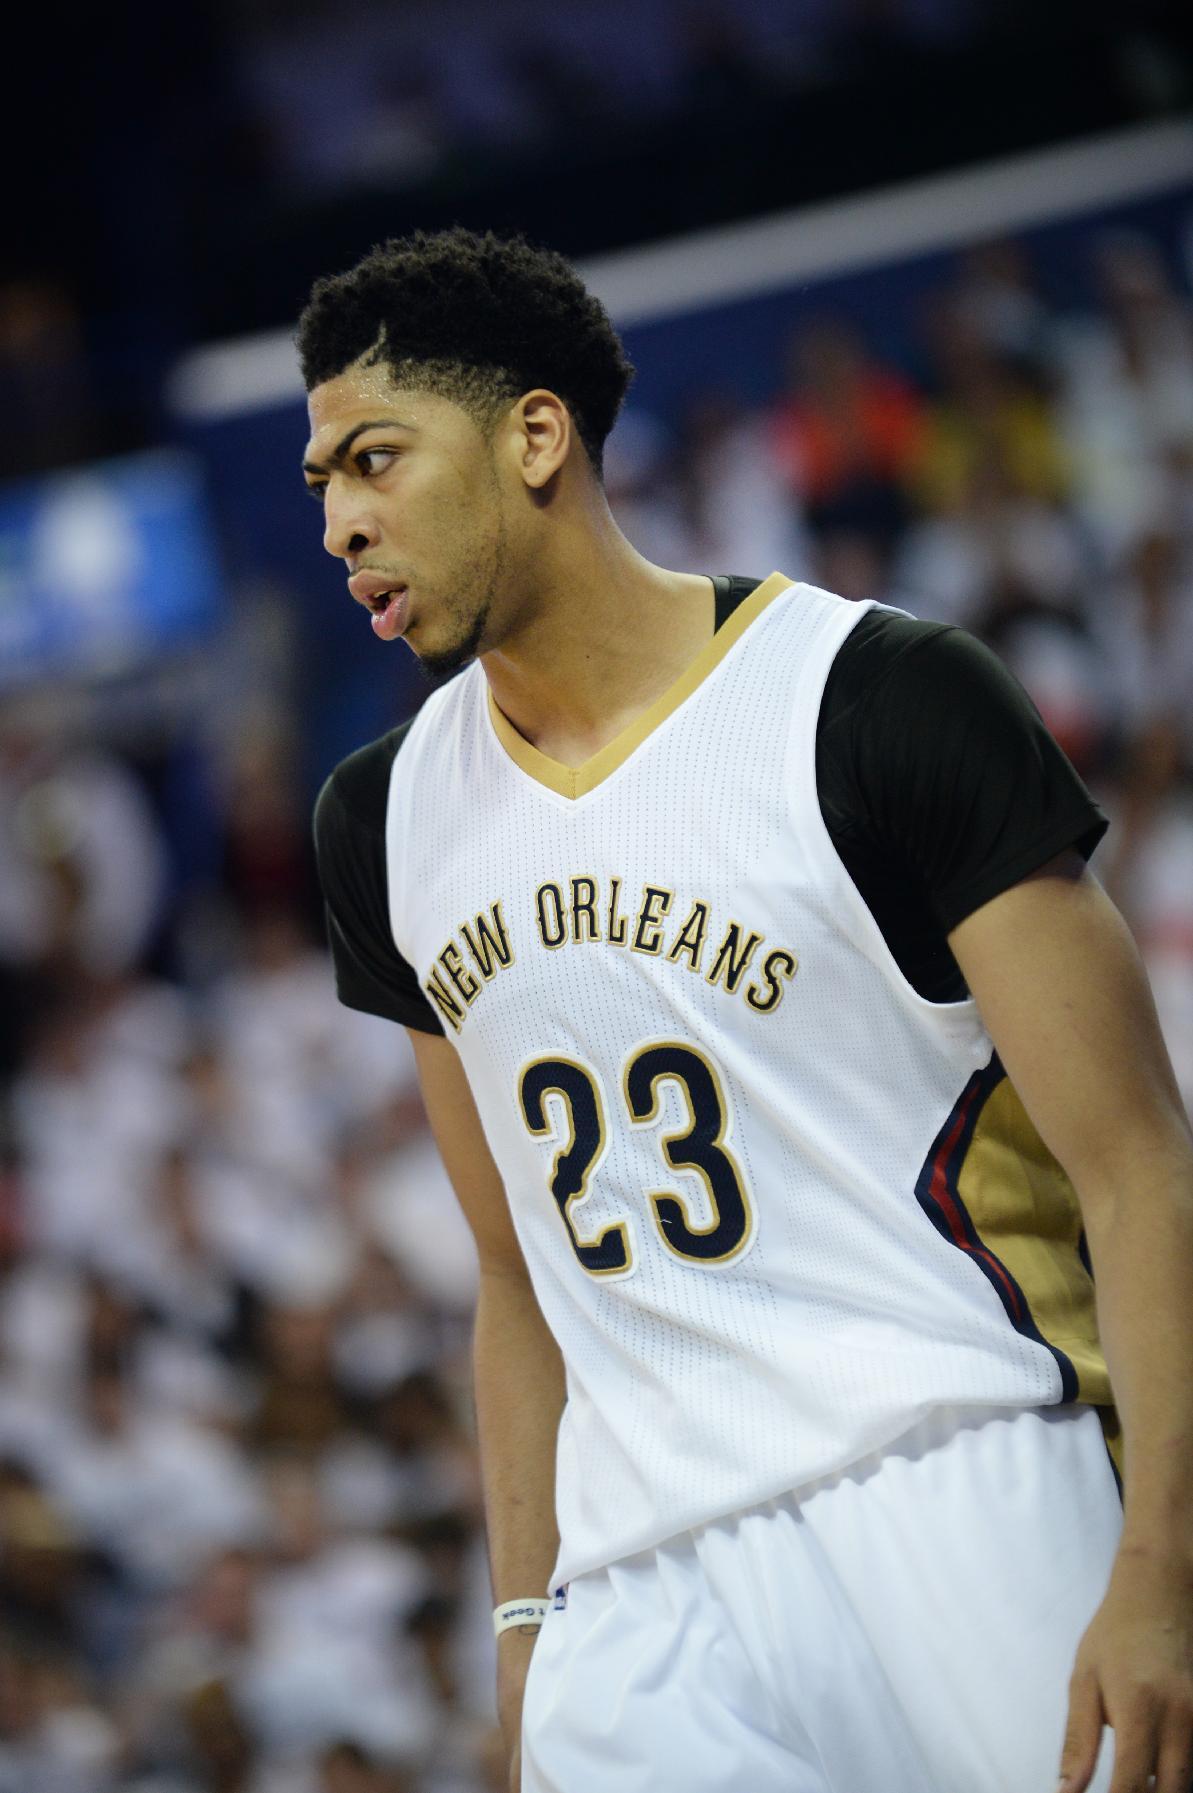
[296,227,634,474]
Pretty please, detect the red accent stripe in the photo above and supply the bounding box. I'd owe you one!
[932,1075,975,1247]
[927,1101,974,1247]
[927,1080,1025,1323]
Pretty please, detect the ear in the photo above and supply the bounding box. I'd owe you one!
[509,389,573,489]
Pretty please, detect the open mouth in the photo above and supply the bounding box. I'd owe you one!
[365,586,405,613]
[367,587,410,642]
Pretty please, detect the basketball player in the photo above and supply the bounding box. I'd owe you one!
[300,230,1193,1792]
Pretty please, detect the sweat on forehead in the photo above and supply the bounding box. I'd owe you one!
[302,368,506,475]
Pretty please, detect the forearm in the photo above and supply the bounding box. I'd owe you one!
[948,866,1193,1557]
[1081,1134,1193,1560]
[473,1258,566,1604]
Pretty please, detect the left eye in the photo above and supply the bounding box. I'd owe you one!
[358,449,395,474]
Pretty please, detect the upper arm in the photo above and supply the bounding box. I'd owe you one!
[948,853,1192,1213]
[836,617,1107,934]
[407,1029,529,1273]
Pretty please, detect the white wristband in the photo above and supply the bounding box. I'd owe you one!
[493,1598,549,1637]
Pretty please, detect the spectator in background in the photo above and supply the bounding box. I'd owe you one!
[332,1240,439,1406]
[44,1356,263,1605]
[1093,523,1193,756]
[0,697,168,990]
[1098,718,1193,1116]
[768,318,925,548]
[370,1373,481,1535]
[356,1117,478,1323]
[217,713,321,936]
[102,1147,246,1403]
[894,272,1087,643]
[672,394,811,583]
[209,902,414,1193]
[9,988,189,1267]
[0,1461,84,1657]
[911,296,1070,514]
[251,1301,345,1460]
[1054,229,1193,559]
[895,445,1092,634]
[947,237,1055,386]
[0,1632,121,1793]
[242,1453,432,1773]
[133,1544,260,1722]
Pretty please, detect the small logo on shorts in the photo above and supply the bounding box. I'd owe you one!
[553,1584,568,1611]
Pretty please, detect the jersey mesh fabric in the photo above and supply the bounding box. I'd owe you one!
[384,579,1107,1583]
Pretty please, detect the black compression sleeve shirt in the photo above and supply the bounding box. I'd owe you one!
[313,720,445,1033]
[813,607,1106,1000]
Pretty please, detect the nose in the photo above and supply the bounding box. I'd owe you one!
[322,481,380,561]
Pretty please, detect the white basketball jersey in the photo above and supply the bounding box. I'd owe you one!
[385,574,1111,1584]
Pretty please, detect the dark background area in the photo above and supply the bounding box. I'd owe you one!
[4,0,1190,478]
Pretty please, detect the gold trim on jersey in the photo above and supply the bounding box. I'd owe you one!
[485,572,793,799]
[955,1075,1112,1408]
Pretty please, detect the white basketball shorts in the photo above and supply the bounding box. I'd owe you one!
[521,1403,1123,1793]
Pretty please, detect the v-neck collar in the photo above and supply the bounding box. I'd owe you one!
[485,571,792,800]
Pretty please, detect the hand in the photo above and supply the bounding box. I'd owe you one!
[1059,1548,1193,1793]
[498,1625,540,1792]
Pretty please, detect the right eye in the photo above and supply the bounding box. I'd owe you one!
[356,448,397,476]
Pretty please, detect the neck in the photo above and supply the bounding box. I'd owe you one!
[481,494,715,767]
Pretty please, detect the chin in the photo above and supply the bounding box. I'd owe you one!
[415,607,489,681]
[415,646,473,681]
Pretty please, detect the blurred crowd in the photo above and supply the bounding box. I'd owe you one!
[0,713,496,1788]
[0,219,1192,1789]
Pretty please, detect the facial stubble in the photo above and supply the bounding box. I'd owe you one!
[411,449,510,681]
